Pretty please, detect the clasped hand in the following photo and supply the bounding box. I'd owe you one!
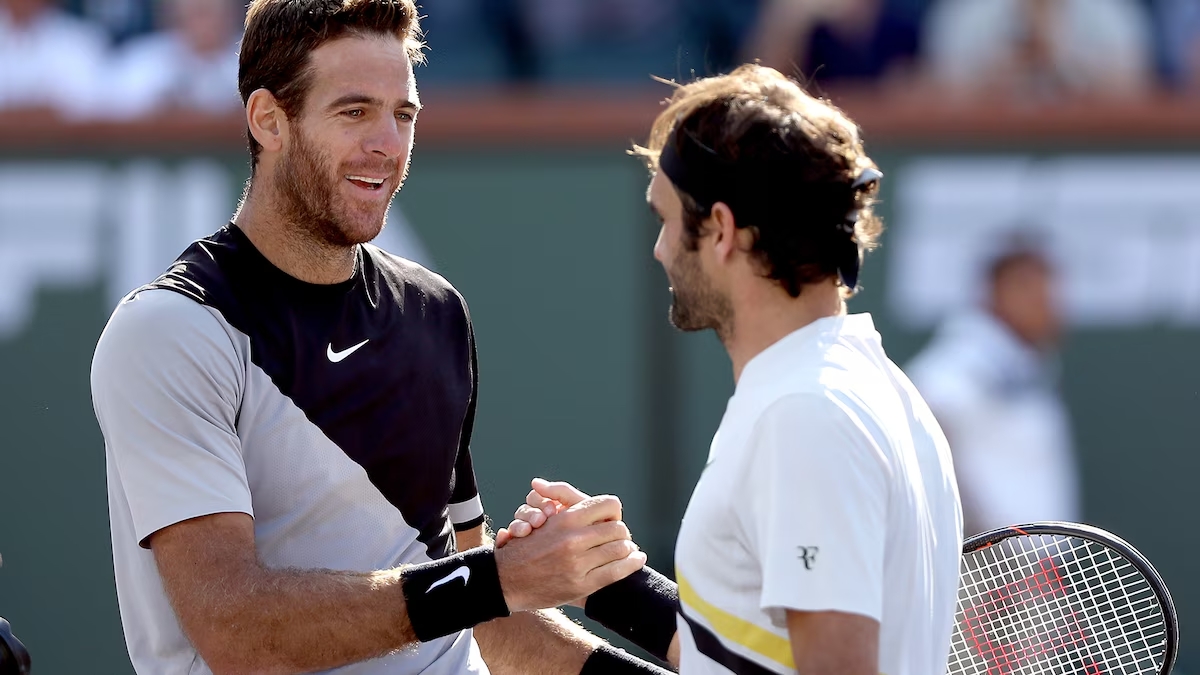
[492,479,644,612]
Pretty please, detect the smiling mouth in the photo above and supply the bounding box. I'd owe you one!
[346,175,386,190]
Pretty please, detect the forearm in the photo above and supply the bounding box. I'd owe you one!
[584,566,679,667]
[474,609,601,675]
[180,564,414,675]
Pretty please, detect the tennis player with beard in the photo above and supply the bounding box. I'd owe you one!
[88,1,673,674]
[497,64,964,675]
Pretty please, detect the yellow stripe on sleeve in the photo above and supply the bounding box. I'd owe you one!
[676,573,796,670]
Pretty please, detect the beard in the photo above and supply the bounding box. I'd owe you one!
[274,125,406,248]
[666,247,732,341]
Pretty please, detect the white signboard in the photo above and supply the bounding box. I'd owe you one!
[887,156,1200,329]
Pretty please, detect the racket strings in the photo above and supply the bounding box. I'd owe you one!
[950,537,1162,674]
[946,534,1167,675]
[952,540,1160,675]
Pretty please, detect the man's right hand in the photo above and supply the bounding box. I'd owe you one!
[495,478,588,548]
[493,489,645,612]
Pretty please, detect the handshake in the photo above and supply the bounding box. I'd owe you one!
[489,478,643,613]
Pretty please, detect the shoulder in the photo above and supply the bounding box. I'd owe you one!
[752,392,887,458]
[364,245,471,315]
[140,227,245,308]
[92,289,245,390]
[743,393,893,494]
[95,289,239,363]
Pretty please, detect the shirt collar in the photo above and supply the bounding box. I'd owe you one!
[736,313,879,393]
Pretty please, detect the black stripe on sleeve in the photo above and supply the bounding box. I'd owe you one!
[453,513,486,532]
[680,613,781,675]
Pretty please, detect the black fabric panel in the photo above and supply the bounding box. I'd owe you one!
[680,613,781,675]
[146,225,474,560]
[448,325,480,507]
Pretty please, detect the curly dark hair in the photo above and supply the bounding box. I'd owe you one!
[238,0,425,171]
[634,64,883,297]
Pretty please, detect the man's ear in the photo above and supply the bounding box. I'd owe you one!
[709,201,745,263]
[246,88,286,155]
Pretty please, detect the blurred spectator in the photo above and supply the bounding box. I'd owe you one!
[1157,0,1200,91]
[479,0,538,80]
[486,0,678,81]
[906,237,1080,535]
[924,0,1155,99]
[0,0,109,118]
[77,0,153,43]
[103,0,239,118]
[518,0,675,51]
[741,0,921,88]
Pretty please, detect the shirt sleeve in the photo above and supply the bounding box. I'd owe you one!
[742,393,890,624]
[91,290,253,548]
[447,296,484,531]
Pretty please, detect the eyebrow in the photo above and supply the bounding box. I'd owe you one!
[647,199,664,220]
[326,93,422,111]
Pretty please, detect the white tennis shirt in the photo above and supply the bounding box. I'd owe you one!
[674,314,963,675]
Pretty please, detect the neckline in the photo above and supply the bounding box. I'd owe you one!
[737,313,877,392]
[226,223,362,299]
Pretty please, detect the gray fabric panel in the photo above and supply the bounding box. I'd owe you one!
[95,289,487,675]
[93,289,254,548]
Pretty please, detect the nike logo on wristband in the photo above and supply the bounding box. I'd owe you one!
[426,566,470,593]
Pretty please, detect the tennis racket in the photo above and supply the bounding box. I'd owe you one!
[946,522,1177,675]
[0,617,30,675]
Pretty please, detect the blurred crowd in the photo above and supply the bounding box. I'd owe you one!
[4,0,1200,120]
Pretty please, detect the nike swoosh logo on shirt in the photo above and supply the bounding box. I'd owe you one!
[426,566,470,593]
[327,339,370,363]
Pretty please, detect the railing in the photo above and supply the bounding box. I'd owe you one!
[3,86,1200,151]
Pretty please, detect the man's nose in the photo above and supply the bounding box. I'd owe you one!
[364,117,408,159]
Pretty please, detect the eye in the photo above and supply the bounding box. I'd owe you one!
[397,111,415,122]
[344,109,364,118]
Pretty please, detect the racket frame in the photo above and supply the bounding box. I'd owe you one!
[957,521,1179,675]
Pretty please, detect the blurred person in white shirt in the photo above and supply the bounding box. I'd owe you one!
[104,0,239,118]
[0,0,109,118]
[907,237,1080,536]
[923,0,1154,99]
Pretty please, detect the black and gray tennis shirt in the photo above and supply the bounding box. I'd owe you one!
[91,224,489,675]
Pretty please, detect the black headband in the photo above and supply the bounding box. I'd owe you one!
[658,127,882,291]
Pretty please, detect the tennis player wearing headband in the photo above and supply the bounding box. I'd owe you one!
[497,64,964,675]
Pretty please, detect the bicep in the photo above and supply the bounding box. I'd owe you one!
[785,609,879,675]
[149,512,258,649]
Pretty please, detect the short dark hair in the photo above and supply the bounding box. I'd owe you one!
[238,0,425,168]
[984,231,1054,286]
[634,64,882,297]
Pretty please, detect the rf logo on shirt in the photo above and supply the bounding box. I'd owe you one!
[797,546,819,570]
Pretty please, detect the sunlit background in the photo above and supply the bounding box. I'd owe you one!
[3,0,1200,671]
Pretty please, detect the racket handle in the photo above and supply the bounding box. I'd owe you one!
[0,617,30,675]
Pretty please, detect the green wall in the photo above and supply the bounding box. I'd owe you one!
[1,142,1197,673]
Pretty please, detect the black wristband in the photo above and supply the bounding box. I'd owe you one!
[580,644,675,675]
[400,547,510,642]
[585,566,679,662]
